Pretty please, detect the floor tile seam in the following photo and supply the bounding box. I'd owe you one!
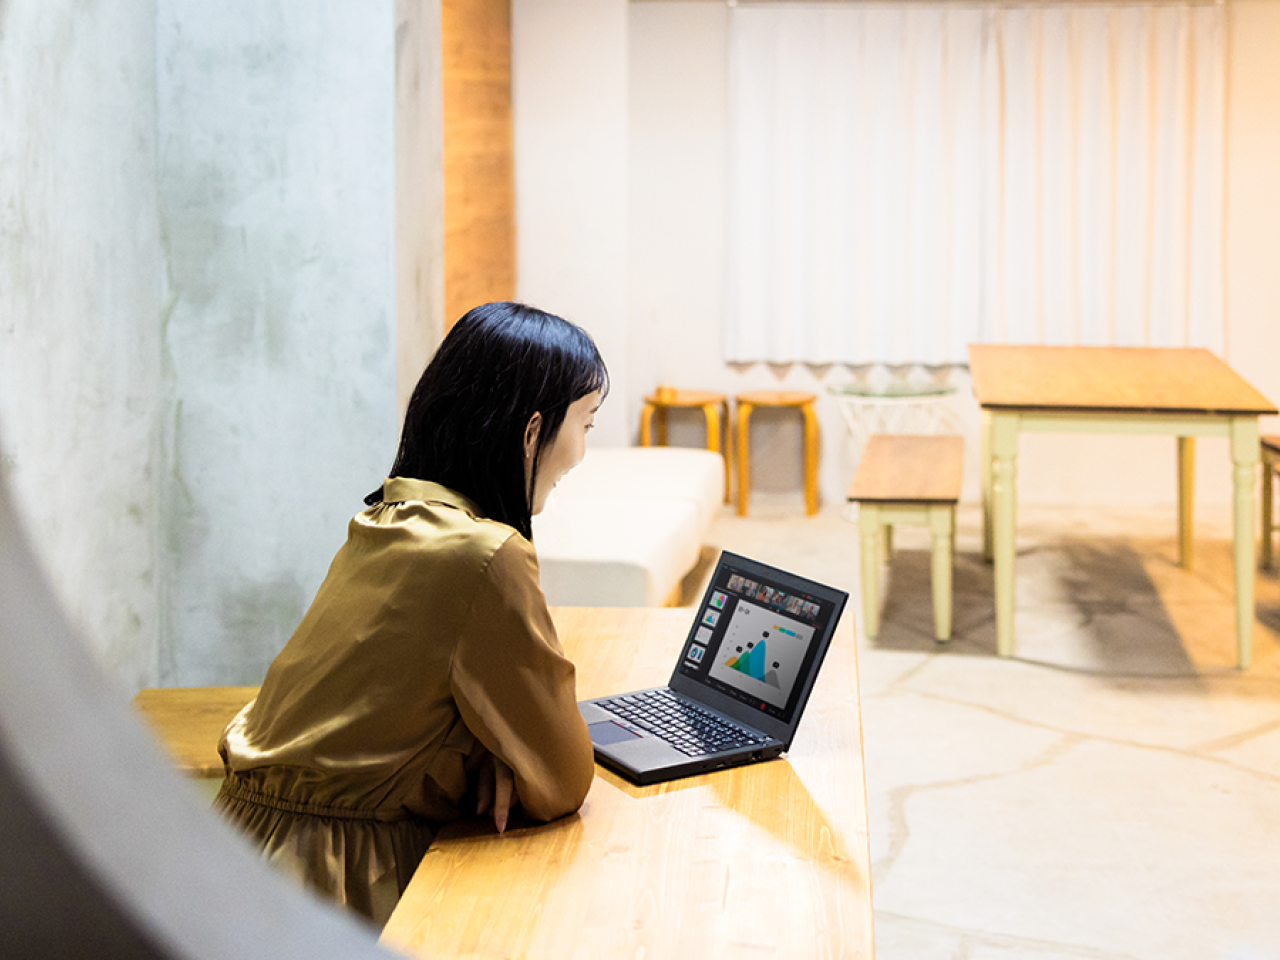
[978,654,1280,685]
[858,644,1270,686]
[856,649,1226,699]
[1190,714,1280,753]
[860,653,937,699]
[871,734,1085,888]
[872,908,1148,960]
[899,687,1280,787]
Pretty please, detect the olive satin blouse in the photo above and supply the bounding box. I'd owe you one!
[214,478,595,925]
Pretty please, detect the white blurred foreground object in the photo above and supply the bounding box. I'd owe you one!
[0,435,393,957]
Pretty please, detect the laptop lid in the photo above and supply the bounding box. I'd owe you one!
[666,551,848,749]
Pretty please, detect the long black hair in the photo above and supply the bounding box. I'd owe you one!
[367,302,608,540]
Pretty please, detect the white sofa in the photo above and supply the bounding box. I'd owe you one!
[532,447,725,607]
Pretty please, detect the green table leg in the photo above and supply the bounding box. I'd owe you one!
[930,504,954,642]
[1178,436,1195,569]
[858,504,882,640]
[1231,417,1259,669]
[990,412,1019,658]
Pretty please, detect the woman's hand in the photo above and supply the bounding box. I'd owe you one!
[475,752,516,833]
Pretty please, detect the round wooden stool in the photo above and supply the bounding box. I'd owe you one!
[734,391,819,516]
[639,388,731,502]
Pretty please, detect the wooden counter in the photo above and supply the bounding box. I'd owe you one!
[382,606,875,960]
[132,685,257,779]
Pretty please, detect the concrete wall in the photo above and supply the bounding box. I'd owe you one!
[155,3,398,685]
[520,0,1280,510]
[396,0,447,412]
[0,2,164,691]
[0,2,430,690]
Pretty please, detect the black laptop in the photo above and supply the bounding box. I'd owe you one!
[578,551,848,785]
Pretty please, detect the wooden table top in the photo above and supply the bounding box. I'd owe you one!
[968,345,1276,416]
[132,685,258,778]
[382,606,874,960]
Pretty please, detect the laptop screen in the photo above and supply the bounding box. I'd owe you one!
[672,552,844,727]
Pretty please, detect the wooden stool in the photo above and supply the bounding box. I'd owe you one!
[734,391,819,516]
[639,388,731,502]
[1262,435,1280,570]
[847,434,964,642]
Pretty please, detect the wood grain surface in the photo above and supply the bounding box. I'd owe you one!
[382,606,874,960]
[847,434,964,504]
[968,345,1276,415]
[442,0,516,325]
[643,389,728,408]
[131,686,257,778]
[734,390,818,408]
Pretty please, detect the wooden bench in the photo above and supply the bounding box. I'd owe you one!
[131,686,258,799]
[1263,435,1280,570]
[847,434,964,642]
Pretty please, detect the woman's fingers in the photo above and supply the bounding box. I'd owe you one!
[492,756,515,834]
[474,752,516,832]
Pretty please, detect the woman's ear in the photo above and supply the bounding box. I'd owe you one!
[523,412,543,462]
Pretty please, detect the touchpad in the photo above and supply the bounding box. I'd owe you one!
[590,720,642,746]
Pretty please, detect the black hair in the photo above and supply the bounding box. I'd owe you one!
[366,302,609,540]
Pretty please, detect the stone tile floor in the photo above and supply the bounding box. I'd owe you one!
[690,499,1280,960]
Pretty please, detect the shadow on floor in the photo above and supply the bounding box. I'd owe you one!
[872,538,1204,677]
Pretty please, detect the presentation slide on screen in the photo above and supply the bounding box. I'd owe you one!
[707,600,814,709]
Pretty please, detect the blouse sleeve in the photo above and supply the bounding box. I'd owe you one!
[448,532,595,822]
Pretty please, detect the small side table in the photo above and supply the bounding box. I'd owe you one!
[828,381,959,448]
[639,389,731,502]
[735,391,819,516]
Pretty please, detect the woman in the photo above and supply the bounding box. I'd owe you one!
[214,302,606,926]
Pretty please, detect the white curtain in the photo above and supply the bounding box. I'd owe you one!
[725,3,1225,365]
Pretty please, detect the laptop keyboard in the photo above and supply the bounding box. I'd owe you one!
[599,688,769,757]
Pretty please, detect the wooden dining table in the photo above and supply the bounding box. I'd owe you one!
[968,344,1277,668]
[380,606,875,960]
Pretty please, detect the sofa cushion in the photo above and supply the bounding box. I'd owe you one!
[548,447,724,538]
[532,447,725,607]
[534,498,700,607]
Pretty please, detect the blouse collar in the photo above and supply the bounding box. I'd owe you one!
[380,478,484,519]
